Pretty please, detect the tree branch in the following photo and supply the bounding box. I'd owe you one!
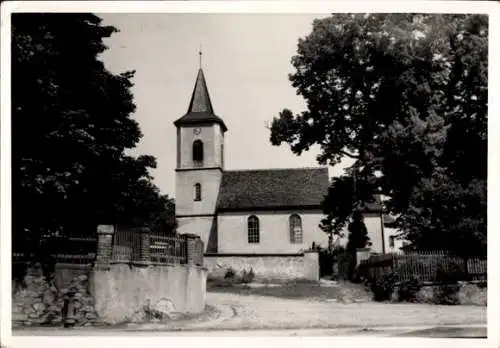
[340,150,360,159]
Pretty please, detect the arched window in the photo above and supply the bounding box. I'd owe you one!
[194,183,202,201]
[247,215,260,244]
[193,140,204,162]
[289,214,303,243]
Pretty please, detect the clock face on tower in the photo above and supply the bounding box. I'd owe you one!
[193,128,202,135]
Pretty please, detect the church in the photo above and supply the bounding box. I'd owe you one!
[173,66,391,257]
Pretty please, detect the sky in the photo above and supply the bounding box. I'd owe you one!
[98,14,354,197]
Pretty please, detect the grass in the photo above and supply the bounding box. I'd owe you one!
[207,279,372,303]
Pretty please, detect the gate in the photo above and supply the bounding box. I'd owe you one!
[318,250,334,277]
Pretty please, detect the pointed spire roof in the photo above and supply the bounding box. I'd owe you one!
[174,68,227,132]
[188,68,214,113]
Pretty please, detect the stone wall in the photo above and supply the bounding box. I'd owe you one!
[204,252,319,282]
[392,281,487,306]
[90,263,207,324]
[12,264,98,327]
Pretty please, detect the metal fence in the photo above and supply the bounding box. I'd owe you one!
[150,234,186,264]
[359,251,487,283]
[12,231,97,265]
[112,227,187,264]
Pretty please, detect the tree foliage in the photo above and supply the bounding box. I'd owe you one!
[270,14,487,257]
[346,211,370,252]
[12,13,176,255]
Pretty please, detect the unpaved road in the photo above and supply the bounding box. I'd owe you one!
[12,291,487,336]
[190,292,487,331]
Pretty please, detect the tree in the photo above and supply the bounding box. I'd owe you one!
[11,13,173,257]
[270,14,487,257]
[346,211,370,253]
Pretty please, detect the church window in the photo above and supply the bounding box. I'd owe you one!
[194,183,202,201]
[247,215,260,243]
[289,214,303,243]
[193,140,204,162]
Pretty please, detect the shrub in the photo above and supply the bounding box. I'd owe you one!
[241,268,255,284]
[370,273,397,302]
[398,277,422,302]
[224,267,236,280]
[434,283,461,305]
[434,260,463,305]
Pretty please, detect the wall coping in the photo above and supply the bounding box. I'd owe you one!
[204,253,305,257]
[103,261,206,270]
[54,263,93,270]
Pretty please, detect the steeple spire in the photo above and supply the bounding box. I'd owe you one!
[173,51,228,132]
[187,67,213,114]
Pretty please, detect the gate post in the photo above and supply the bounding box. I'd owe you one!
[139,227,151,263]
[95,225,115,269]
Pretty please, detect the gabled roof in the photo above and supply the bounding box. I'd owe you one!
[174,68,228,132]
[216,167,330,212]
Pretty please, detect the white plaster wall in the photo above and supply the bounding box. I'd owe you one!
[217,210,329,254]
[177,216,214,251]
[204,252,319,282]
[364,214,384,254]
[178,124,223,169]
[384,227,407,253]
[217,211,384,254]
[175,169,222,216]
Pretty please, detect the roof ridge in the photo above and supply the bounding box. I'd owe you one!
[225,166,328,173]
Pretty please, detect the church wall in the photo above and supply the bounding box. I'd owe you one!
[175,169,222,216]
[216,211,385,254]
[217,210,329,254]
[177,216,214,252]
[179,124,223,169]
[204,252,320,282]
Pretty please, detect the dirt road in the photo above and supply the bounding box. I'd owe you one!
[188,292,486,331]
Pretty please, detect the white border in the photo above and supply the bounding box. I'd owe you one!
[1,1,499,348]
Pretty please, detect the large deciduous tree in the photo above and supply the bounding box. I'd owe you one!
[270,14,487,257]
[12,13,176,257]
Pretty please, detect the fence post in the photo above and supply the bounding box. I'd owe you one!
[139,227,151,264]
[183,233,202,265]
[95,225,115,268]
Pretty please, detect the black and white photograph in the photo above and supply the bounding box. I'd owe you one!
[1,1,497,347]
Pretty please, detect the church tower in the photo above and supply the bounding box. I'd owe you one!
[173,64,227,251]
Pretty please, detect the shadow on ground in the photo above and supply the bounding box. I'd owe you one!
[394,326,487,338]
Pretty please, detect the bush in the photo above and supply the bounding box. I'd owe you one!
[434,283,461,305]
[398,277,422,302]
[224,267,236,280]
[434,260,463,305]
[241,268,255,284]
[370,273,397,302]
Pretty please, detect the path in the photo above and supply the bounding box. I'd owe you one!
[188,292,487,331]
[13,291,487,336]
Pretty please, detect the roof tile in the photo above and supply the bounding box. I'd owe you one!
[216,167,329,211]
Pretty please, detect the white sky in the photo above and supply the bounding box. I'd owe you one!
[98,13,356,197]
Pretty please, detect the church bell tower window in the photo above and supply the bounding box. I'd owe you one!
[194,183,202,201]
[193,140,204,163]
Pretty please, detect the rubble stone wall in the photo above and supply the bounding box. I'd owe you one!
[12,263,98,327]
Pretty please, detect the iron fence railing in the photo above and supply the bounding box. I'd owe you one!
[111,228,189,265]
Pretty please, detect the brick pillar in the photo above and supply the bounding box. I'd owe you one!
[195,238,204,266]
[183,233,198,265]
[96,225,115,265]
[139,227,151,263]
